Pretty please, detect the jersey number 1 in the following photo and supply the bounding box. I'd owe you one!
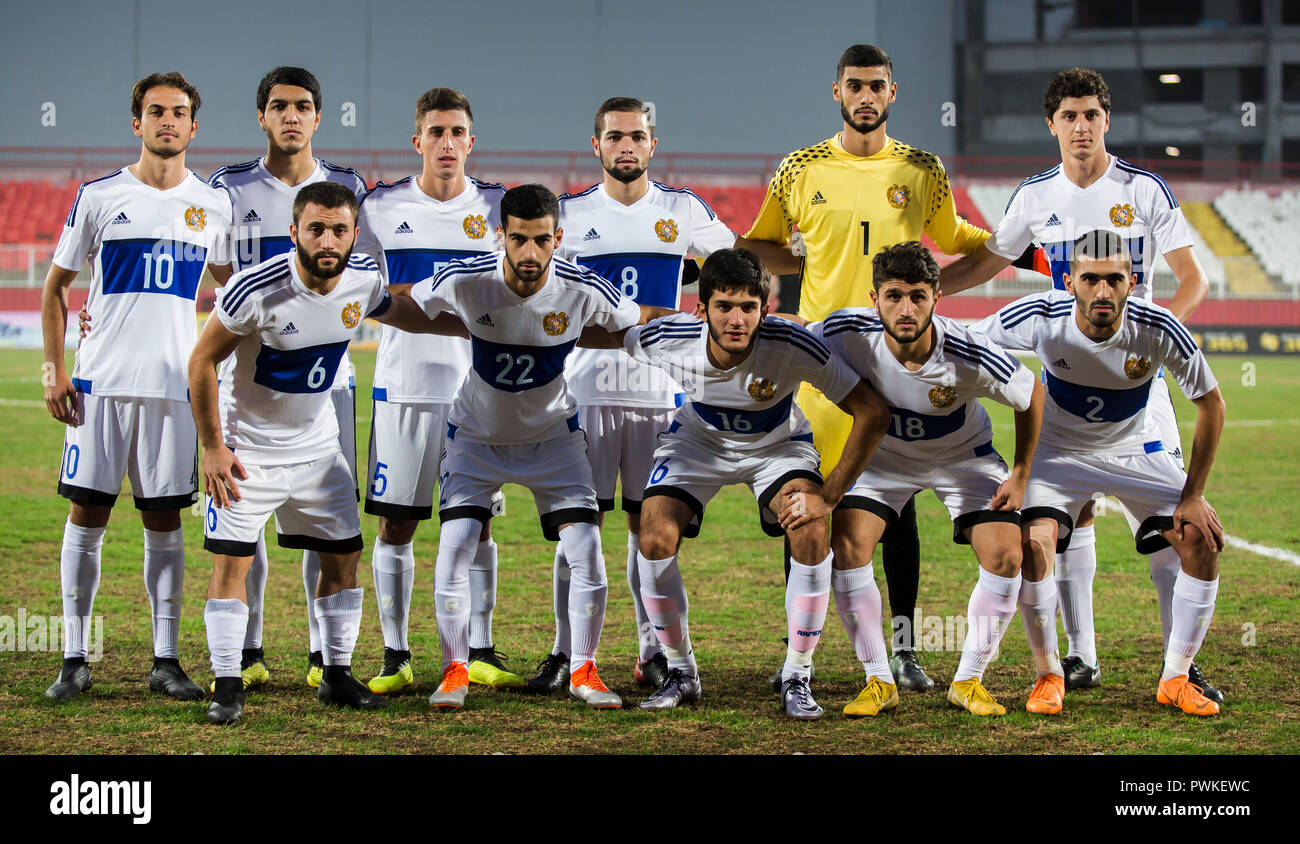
[860,221,870,256]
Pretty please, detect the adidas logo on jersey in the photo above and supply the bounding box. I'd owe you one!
[583,227,600,241]
[1046,213,1062,226]
[810,191,827,205]
[279,322,299,335]
[395,221,413,234]
[1052,358,1069,369]
[111,212,131,225]
[242,209,262,223]
[476,313,495,326]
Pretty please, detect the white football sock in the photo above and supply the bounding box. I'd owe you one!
[559,523,607,669]
[315,587,364,668]
[205,598,248,678]
[1149,546,1181,648]
[60,520,104,659]
[371,539,414,652]
[242,533,269,650]
[637,550,695,675]
[468,539,498,650]
[627,531,658,662]
[1056,524,1097,666]
[302,549,323,654]
[832,564,891,683]
[142,527,184,659]
[433,518,480,669]
[955,568,1021,682]
[1018,575,1063,677]
[1162,571,1218,681]
[783,552,831,682]
[550,544,571,655]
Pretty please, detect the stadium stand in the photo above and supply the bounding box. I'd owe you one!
[1214,188,1300,290]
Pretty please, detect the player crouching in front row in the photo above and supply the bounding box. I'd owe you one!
[605,248,890,719]
[189,181,467,725]
[978,230,1226,716]
[811,242,1044,716]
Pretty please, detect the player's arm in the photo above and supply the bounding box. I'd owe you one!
[187,316,246,508]
[991,379,1044,511]
[1173,386,1226,553]
[579,305,677,349]
[733,235,801,275]
[939,243,1016,296]
[371,294,468,337]
[1162,245,1210,323]
[40,264,81,425]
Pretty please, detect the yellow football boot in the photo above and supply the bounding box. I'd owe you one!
[368,648,415,695]
[844,676,900,718]
[467,647,526,689]
[947,677,1007,716]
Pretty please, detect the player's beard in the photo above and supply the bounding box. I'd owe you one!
[841,103,889,135]
[506,253,551,284]
[1080,296,1121,329]
[143,136,188,159]
[603,157,648,184]
[297,241,350,280]
[882,309,933,346]
[707,318,758,356]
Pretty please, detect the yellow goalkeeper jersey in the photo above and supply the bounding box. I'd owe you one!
[745,134,989,322]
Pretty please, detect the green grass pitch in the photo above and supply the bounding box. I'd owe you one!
[0,348,1297,754]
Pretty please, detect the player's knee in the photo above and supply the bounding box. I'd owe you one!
[981,544,1022,578]
[787,521,829,564]
[1172,529,1219,577]
[378,516,418,545]
[638,519,679,560]
[141,509,182,532]
[69,502,112,529]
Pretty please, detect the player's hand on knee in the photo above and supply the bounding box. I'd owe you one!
[989,475,1026,511]
[778,490,831,530]
[43,372,82,426]
[78,307,92,338]
[203,446,246,508]
[1173,495,1224,554]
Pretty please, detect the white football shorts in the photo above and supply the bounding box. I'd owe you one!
[580,404,676,513]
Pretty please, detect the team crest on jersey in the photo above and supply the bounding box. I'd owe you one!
[341,302,361,329]
[462,214,488,239]
[886,184,910,209]
[747,377,777,401]
[1124,355,1151,379]
[654,219,679,243]
[928,385,958,408]
[543,311,570,336]
[1109,203,1135,227]
[183,206,207,232]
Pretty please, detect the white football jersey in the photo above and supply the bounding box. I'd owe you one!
[559,181,735,408]
[410,253,641,445]
[354,176,504,403]
[625,314,860,453]
[215,252,390,465]
[53,167,233,401]
[813,309,1035,460]
[985,155,1194,300]
[209,156,367,272]
[975,290,1217,456]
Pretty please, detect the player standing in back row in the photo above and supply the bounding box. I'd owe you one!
[41,72,232,702]
[531,97,736,694]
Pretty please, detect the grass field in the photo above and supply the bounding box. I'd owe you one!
[0,348,1297,755]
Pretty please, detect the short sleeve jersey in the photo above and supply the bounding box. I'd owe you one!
[215,252,391,464]
[975,290,1217,456]
[410,254,641,445]
[813,309,1035,460]
[354,176,505,403]
[559,180,735,408]
[985,156,1194,300]
[744,135,989,322]
[624,314,860,453]
[53,167,234,401]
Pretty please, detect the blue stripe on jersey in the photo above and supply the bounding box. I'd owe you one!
[359,177,411,203]
[1127,300,1196,359]
[555,263,621,307]
[72,377,92,394]
[576,252,686,309]
[222,256,292,316]
[385,248,490,286]
[640,322,704,348]
[1115,160,1178,209]
[426,255,498,294]
[1003,165,1060,214]
[348,254,379,271]
[208,159,259,188]
[650,181,718,220]
[253,339,350,394]
[999,297,1073,330]
[368,291,393,318]
[230,234,292,269]
[822,313,883,336]
[1044,370,1149,423]
[99,239,207,300]
[944,335,1017,383]
[468,175,506,192]
[886,403,968,441]
[470,336,577,393]
[65,169,124,226]
[692,393,794,435]
[559,183,600,201]
[759,320,830,364]
[320,160,367,196]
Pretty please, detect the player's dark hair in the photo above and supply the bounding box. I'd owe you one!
[500,183,560,230]
[257,66,322,114]
[699,248,769,304]
[415,88,474,134]
[1043,67,1111,118]
[291,181,359,225]
[837,44,892,81]
[594,96,655,139]
[872,241,940,290]
[1072,229,1131,267]
[131,72,201,119]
